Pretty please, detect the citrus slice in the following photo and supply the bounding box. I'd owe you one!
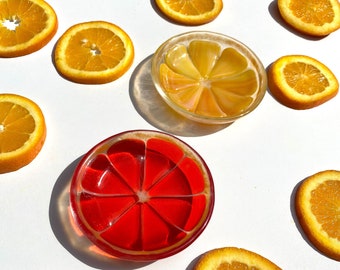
[0,0,58,57]
[152,32,267,124]
[155,0,223,25]
[54,21,134,84]
[0,93,46,173]
[277,0,340,36]
[70,130,214,261]
[267,55,339,109]
[194,247,281,269]
[295,170,340,261]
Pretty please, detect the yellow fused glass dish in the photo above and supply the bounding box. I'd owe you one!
[151,31,267,124]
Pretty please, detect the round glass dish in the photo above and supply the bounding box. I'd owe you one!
[70,130,214,261]
[151,31,267,124]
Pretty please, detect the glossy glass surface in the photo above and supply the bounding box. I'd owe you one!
[151,31,267,124]
[70,130,214,261]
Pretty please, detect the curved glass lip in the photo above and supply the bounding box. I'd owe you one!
[69,129,215,261]
[151,31,268,124]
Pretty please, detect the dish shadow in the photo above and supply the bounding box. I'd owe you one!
[48,157,152,269]
[129,55,231,137]
[268,1,325,41]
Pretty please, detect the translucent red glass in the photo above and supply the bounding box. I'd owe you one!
[70,130,214,261]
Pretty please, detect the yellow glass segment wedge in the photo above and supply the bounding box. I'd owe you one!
[165,44,201,80]
[188,40,221,77]
[209,48,249,78]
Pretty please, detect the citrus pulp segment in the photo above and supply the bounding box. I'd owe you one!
[295,170,340,261]
[278,0,340,36]
[152,32,267,124]
[155,0,223,25]
[0,0,58,57]
[0,93,46,173]
[267,55,339,109]
[194,247,282,269]
[70,130,214,261]
[54,21,134,84]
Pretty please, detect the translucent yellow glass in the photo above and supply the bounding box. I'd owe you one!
[160,40,258,118]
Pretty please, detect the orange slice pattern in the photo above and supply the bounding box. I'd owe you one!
[159,40,258,118]
[70,130,214,261]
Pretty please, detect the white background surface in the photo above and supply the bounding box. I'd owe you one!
[1,0,340,269]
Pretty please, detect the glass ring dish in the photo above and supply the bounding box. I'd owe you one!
[151,31,267,124]
[70,130,215,261]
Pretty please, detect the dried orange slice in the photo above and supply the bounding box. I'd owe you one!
[0,0,58,57]
[278,0,340,36]
[70,130,214,261]
[54,21,134,84]
[0,93,46,173]
[295,170,340,261]
[194,247,281,269]
[267,55,339,109]
[155,0,223,25]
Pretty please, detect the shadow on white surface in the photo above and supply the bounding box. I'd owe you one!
[185,254,202,270]
[129,55,231,137]
[290,178,327,259]
[49,157,153,269]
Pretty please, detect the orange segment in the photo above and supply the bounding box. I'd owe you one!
[194,247,281,269]
[188,40,221,77]
[267,55,339,109]
[54,21,134,84]
[278,0,340,36]
[211,88,254,115]
[0,0,58,57]
[159,63,202,111]
[165,44,201,80]
[295,170,340,261]
[195,88,226,117]
[70,130,214,261]
[0,93,46,173]
[155,0,223,25]
[159,40,259,118]
[209,48,249,78]
[211,69,258,96]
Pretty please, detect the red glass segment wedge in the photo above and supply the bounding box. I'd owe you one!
[70,130,214,261]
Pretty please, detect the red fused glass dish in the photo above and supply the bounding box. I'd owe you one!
[70,130,214,261]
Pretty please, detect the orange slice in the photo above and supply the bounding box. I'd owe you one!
[0,0,58,57]
[155,0,223,25]
[0,93,46,173]
[159,40,259,118]
[295,170,340,261]
[267,55,339,109]
[54,21,134,84]
[277,0,340,36]
[194,247,281,269]
[70,130,214,261]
